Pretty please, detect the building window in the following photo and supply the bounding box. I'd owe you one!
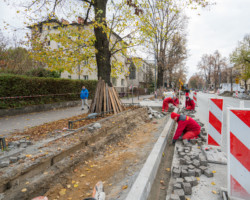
[48,26,51,30]
[143,64,145,69]
[83,75,88,80]
[68,75,72,79]
[47,41,50,46]
[112,78,117,86]
[58,42,62,48]
[84,60,88,65]
[121,79,124,86]
[39,26,42,33]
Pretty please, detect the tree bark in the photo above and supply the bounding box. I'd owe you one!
[93,0,112,85]
[157,61,164,88]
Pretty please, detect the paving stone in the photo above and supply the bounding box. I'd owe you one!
[174,189,185,200]
[184,150,189,153]
[180,158,186,165]
[173,183,182,190]
[200,158,208,166]
[188,169,196,177]
[195,169,202,177]
[170,194,180,200]
[173,167,181,178]
[190,176,198,186]
[197,139,203,146]
[204,169,214,177]
[184,177,193,186]
[26,141,33,145]
[0,160,10,168]
[183,139,189,146]
[193,159,200,168]
[186,160,192,165]
[179,152,186,158]
[188,165,195,170]
[181,165,188,170]
[183,182,192,195]
[201,128,205,132]
[190,139,197,145]
[20,143,28,148]
[176,178,184,185]
[9,156,19,163]
[181,169,189,178]
[183,155,191,160]
[199,166,208,174]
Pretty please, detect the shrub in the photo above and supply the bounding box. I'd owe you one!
[0,74,97,109]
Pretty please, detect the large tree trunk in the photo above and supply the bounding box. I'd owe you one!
[93,0,112,85]
[157,62,164,88]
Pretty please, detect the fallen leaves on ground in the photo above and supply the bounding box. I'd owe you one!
[212,170,216,173]
[211,182,216,185]
[212,190,217,194]
[122,185,128,190]
[59,188,66,196]
[165,168,170,172]
[21,188,27,192]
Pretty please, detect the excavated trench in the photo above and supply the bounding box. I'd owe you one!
[0,107,172,200]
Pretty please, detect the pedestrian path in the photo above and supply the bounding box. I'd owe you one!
[0,95,153,136]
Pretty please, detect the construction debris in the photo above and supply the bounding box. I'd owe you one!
[89,79,124,114]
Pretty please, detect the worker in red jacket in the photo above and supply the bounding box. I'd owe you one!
[162,96,179,112]
[171,112,201,143]
[185,97,195,110]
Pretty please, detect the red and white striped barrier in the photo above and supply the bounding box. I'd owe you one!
[208,98,223,146]
[193,92,197,106]
[227,108,250,199]
[235,90,238,98]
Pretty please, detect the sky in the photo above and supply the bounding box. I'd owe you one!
[185,0,250,81]
[1,0,250,83]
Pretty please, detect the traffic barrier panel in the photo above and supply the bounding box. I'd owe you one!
[193,92,197,106]
[235,90,238,98]
[227,108,250,199]
[208,98,223,146]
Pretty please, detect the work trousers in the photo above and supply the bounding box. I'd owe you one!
[182,130,200,140]
[81,99,89,109]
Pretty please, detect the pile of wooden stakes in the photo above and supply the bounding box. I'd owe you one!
[89,79,124,114]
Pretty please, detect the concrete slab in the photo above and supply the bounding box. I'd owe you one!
[202,145,227,165]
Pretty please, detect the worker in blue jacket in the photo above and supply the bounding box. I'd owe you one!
[80,86,89,110]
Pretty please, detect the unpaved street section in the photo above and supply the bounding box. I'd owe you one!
[45,116,169,200]
[0,106,170,200]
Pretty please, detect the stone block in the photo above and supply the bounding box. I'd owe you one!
[170,194,180,200]
[204,169,214,178]
[18,154,26,160]
[181,165,188,170]
[20,143,28,148]
[180,158,186,165]
[179,152,186,158]
[199,166,208,174]
[190,139,197,145]
[184,150,189,153]
[93,123,101,129]
[188,169,195,177]
[186,160,192,165]
[0,160,10,168]
[174,189,185,200]
[195,169,202,177]
[190,176,198,186]
[193,160,200,168]
[184,155,191,161]
[10,156,18,163]
[176,178,184,185]
[183,139,189,146]
[184,177,193,186]
[173,183,182,190]
[173,167,181,178]
[200,158,208,166]
[188,165,195,170]
[183,182,192,195]
[181,169,189,178]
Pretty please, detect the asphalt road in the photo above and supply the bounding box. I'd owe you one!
[194,92,250,154]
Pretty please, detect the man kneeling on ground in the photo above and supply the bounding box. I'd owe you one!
[171,112,200,144]
[162,96,179,113]
[185,96,195,111]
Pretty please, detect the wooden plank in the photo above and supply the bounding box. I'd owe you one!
[106,83,109,113]
[96,80,104,113]
[108,86,112,113]
[90,79,101,113]
[93,80,101,113]
[103,83,106,113]
[112,87,123,112]
[108,87,117,114]
[110,87,119,113]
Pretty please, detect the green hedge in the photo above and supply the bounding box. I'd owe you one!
[0,74,97,109]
